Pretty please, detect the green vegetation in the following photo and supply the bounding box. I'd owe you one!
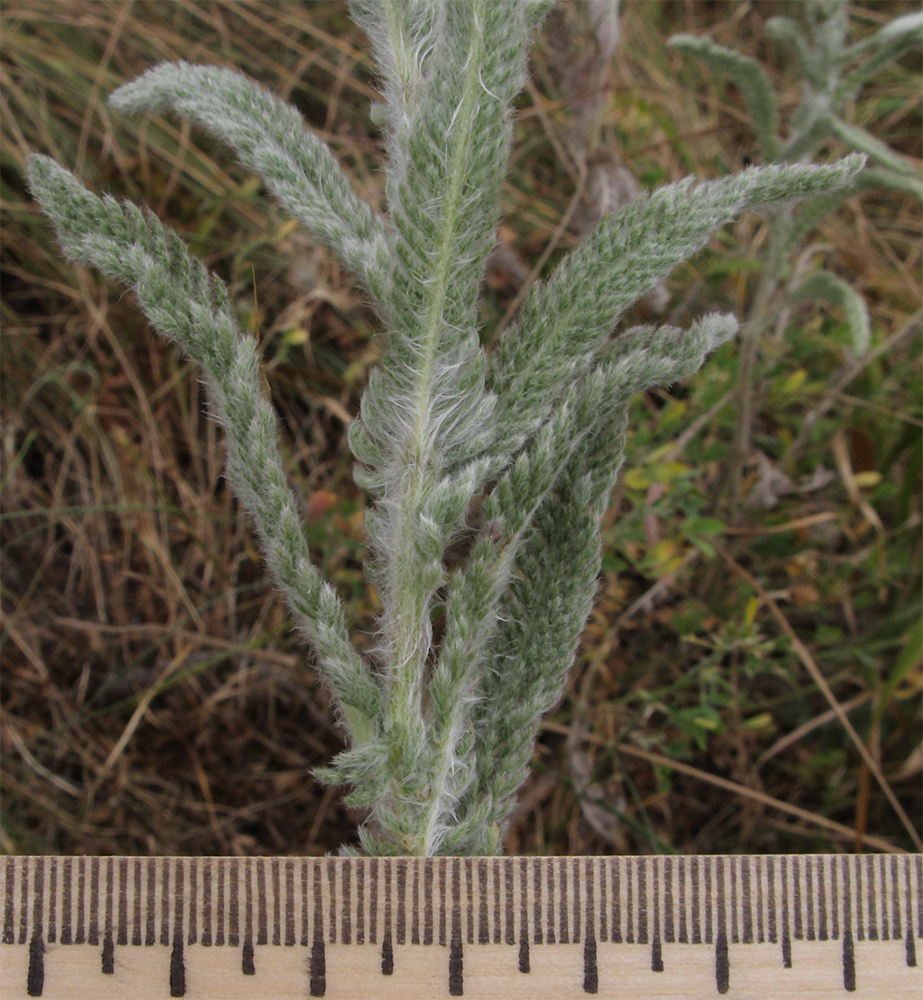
[2,0,920,857]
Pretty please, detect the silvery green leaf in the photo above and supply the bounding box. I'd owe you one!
[789,271,871,355]
[826,116,918,177]
[109,61,391,308]
[856,167,923,202]
[766,16,826,88]
[839,11,923,101]
[488,156,865,466]
[26,153,381,746]
[669,34,781,161]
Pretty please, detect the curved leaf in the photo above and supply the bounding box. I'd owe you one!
[789,270,871,355]
[669,34,780,161]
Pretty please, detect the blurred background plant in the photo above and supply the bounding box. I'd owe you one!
[2,0,920,857]
[670,0,922,524]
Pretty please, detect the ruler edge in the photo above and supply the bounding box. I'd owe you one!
[2,855,920,999]
[3,853,922,948]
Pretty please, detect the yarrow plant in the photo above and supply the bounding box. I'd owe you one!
[27,0,865,856]
[670,0,921,514]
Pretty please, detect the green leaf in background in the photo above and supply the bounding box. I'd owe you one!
[669,34,780,162]
[789,271,872,355]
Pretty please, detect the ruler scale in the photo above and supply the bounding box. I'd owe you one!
[1,855,920,999]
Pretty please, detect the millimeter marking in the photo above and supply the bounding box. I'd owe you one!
[1,854,920,998]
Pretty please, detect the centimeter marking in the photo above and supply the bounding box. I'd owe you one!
[1,854,920,999]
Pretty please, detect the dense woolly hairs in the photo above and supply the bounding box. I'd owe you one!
[348,0,441,209]
[30,0,874,855]
[417,314,739,852]
[350,3,542,850]
[25,155,381,746]
[454,421,631,853]
[109,62,392,311]
[484,156,864,475]
[359,0,532,497]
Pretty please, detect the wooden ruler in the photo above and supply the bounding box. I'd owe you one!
[1,854,920,999]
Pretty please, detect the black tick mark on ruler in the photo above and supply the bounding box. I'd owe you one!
[382,933,394,974]
[27,935,43,998]
[449,933,464,996]
[310,928,326,996]
[170,939,185,997]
